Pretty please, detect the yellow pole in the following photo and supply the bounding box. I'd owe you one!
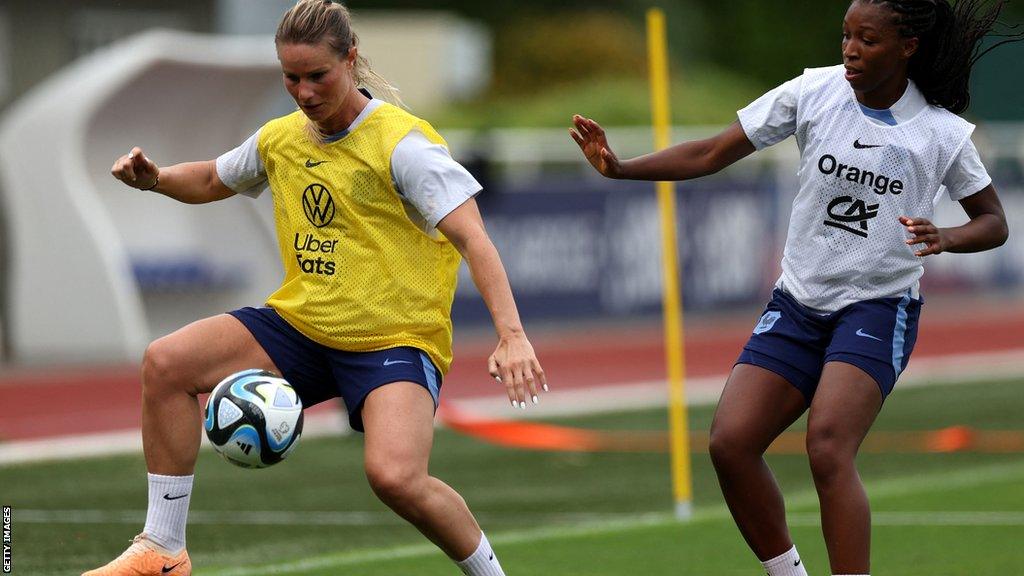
[646,7,693,520]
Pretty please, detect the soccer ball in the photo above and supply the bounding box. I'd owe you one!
[204,369,304,469]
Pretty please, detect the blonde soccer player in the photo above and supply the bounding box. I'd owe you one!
[92,1,545,574]
[572,1,1017,575]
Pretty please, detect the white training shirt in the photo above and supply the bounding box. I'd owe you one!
[215,99,482,233]
[738,65,990,311]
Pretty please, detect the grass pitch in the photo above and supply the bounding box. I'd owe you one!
[2,377,1023,575]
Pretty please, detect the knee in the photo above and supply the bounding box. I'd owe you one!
[141,337,188,396]
[708,425,757,471]
[365,461,423,508]
[806,428,855,484]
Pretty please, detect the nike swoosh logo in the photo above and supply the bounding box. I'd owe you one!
[856,328,884,341]
[383,359,414,367]
[794,559,802,566]
[162,561,183,573]
[305,159,329,168]
[853,139,882,149]
[489,553,495,561]
[162,493,189,501]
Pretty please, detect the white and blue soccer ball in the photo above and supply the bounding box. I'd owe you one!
[204,369,304,469]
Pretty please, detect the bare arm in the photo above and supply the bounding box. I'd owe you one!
[570,115,757,181]
[111,146,236,204]
[436,197,546,408]
[901,184,1008,256]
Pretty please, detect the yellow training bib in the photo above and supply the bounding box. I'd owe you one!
[256,104,461,373]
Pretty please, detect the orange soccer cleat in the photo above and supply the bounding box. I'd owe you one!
[82,534,191,576]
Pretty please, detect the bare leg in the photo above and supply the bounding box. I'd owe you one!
[709,364,808,560]
[82,315,281,573]
[361,382,483,560]
[806,361,883,575]
[142,314,278,475]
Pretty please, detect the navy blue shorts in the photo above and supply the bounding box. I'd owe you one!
[229,306,442,432]
[736,288,922,404]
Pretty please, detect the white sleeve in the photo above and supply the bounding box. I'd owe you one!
[391,130,482,228]
[736,75,802,150]
[942,138,992,201]
[215,129,268,198]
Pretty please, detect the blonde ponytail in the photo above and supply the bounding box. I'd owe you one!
[353,51,404,108]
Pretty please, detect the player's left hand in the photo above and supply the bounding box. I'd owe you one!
[488,332,547,409]
[900,215,949,257]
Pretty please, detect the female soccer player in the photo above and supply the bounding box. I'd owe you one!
[90,1,544,575]
[572,1,1016,575]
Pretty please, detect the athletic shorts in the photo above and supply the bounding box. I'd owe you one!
[229,306,442,432]
[736,288,922,404]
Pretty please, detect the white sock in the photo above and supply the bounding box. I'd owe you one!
[142,473,193,553]
[761,545,808,576]
[456,532,505,576]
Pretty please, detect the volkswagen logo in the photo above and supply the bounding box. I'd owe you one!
[302,183,336,228]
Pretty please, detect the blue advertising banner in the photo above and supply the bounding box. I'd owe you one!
[452,175,780,325]
[453,172,1024,327]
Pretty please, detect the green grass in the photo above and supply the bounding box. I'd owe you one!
[3,378,1023,575]
[424,66,765,130]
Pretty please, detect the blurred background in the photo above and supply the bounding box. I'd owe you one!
[0,0,1022,365]
[2,2,1024,575]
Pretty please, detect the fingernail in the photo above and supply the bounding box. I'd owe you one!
[543,384,549,392]
[532,395,538,404]
[511,400,517,409]
[520,401,526,409]
[495,376,502,384]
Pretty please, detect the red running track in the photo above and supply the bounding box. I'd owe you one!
[1,300,1023,442]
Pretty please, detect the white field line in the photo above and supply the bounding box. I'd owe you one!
[13,509,663,526]
[193,458,1024,576]
[0,410,351,466]
[2,348,1023,466]
[452,347,1024,420]
[16,508,1024,528]
[788,511,1024,526]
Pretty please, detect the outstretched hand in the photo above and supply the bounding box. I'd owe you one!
[487,332,547,410]
[900,215,948,256]
[111,146,160,190]
[570,114,623,178]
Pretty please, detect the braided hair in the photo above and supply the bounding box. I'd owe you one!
[858,0,1024,113]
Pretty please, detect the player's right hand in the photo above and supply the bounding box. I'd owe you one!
[111,146,160,190]
[570,114,623,178]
